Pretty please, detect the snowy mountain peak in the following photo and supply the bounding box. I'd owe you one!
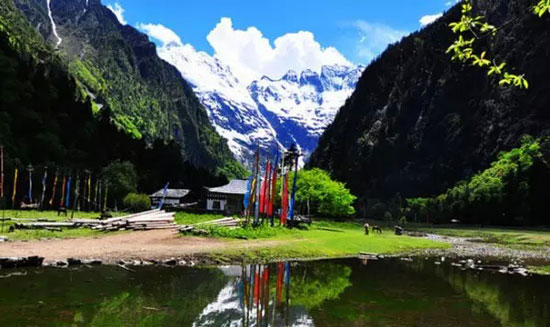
[159,43,363,166]
[282,70,299,82]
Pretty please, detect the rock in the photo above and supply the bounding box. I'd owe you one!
[163,258,177,266]
[83,259,102,265]
[141,261,154,266]
[132,260,142,266]
[56,260,68,267]
[67,258,82,266]
[0,236,8,242]
[0,256,44,268]
[178,260,187,266]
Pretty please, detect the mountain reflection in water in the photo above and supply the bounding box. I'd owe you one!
[0,258,548,326]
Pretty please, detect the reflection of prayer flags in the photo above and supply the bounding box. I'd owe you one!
[49,173,58,207]
[11,168,18,204]
[285,262,291,285]
[276,262,284,305]
[254,267,260,302]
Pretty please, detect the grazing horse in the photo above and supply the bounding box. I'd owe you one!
[372,225,383,234]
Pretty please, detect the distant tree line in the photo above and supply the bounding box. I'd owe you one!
[406,136,550,226]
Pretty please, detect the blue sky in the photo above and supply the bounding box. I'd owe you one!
[103,1,458,83]
[105,0,457,65]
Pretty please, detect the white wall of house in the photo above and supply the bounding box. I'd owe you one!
[207,198,226,211]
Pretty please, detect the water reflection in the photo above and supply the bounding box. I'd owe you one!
[193,262,351,327]
[0,259,548,326]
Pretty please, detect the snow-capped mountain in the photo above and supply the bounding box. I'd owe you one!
[158,43,363,166]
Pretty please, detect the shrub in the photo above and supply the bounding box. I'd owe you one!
[123,193,151,212]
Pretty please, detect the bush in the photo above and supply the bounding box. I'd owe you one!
[123,193,151,212]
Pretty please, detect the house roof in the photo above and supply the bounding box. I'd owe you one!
[150,188,190,198]
[207,179,249,195]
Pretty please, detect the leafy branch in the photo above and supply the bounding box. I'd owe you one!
[446,0,543,89]
[534,0,550,17]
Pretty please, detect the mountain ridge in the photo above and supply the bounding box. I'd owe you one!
[13,0,246,178]
[308,0,550,201]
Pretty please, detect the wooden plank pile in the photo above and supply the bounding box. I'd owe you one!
[11,209,177,232]
[91,209,177,231]
[179,217,240,235]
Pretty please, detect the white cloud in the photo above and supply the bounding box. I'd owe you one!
[205,18,351,84]
[445,0,461,7]
[106,2,127,25]
[419,13,443,26]
[354,21,408,63]
[137,23,182,46]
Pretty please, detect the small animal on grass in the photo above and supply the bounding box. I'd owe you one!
[372,225,382,234]
[57,207,68,216]
[363,223,369,235]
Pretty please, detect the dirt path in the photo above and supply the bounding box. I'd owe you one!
[0,230,283,264]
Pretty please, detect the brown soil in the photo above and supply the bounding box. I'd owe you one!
[0,230,283,264]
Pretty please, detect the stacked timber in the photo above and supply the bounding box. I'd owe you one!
[91,209,177,231]
[10,210,177,232]
[179,217,240,234]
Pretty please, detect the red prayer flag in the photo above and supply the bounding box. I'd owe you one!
[269,160,277,217]
[281,173,289,225]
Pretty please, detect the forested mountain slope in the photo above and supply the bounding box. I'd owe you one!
[309,0,550,201]
[0,0,231,193]
[10,0,244,178]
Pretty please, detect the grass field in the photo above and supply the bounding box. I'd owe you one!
[0,211,448,262]
[0,210,123,240]
[204,219,449,263]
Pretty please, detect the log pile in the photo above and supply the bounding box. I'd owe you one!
[91,209,177,231]
[11,209,177,232]
[179,217,240,235]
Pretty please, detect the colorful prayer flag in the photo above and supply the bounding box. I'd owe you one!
[40,169,47,209]
[11,168,18,205]
[49,173,58,207]
[65,176,72,208]
[269,155,278,219]
[60,175,66,207]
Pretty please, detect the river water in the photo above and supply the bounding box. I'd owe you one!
[0,258,548,326]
